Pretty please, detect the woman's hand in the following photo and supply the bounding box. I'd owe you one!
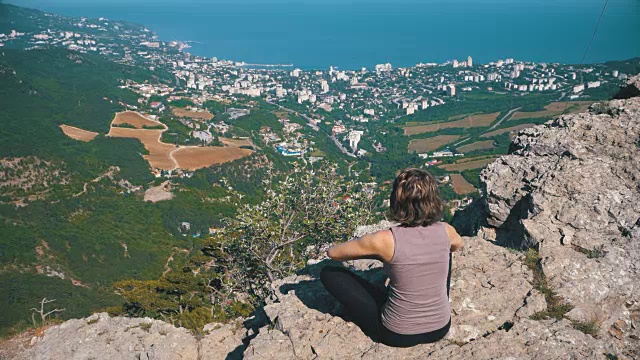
[327,230,395,262]
[444,223,464,252]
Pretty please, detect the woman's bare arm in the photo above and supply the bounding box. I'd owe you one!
[444,223,464,252]
[327,230,395,262]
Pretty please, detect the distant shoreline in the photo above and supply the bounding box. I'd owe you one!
[8,1,640,71]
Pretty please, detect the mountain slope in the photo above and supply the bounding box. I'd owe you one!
[0,49,179,336]
[5,75,639,360]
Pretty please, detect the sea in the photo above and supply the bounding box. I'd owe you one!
[9,0,640,70]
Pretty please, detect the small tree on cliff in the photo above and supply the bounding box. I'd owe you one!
[115,161,376,331]
[208,161,376,298]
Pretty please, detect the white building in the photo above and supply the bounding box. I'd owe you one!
[348,130,364,150]
[467,56,473,67]
[321,79,329,93]
[375,63,393,72]
[446,84,456,96]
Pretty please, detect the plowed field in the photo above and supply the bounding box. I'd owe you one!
[403,112,500,135]
[172,147,253,170]
[408,135,461,153]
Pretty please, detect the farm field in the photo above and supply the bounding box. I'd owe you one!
[172,147,253,170]
[403,112,500,135]
[457,140,495,153]
[439,157,498,171]
[107,112,254,171]
[450,174,476,195]
[59,124,98,142]
[482,123,535,138]
[220,137,253,148]
[112,111,164,129]
[172,107,214,121]
[107,127,176,170]
[408,135,461,153]
[509,101,592,120]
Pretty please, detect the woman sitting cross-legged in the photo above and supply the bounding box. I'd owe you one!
[320,168,464,348]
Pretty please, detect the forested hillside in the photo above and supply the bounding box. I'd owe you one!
[0,49,181,336]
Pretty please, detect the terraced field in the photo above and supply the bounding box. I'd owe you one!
[450,174,476,195]
[457,140,495,153]
[408,135,461,153]
[403,112,500,135]
[481,124,535,138]
[509,101,592,121]
[439,157,499,171]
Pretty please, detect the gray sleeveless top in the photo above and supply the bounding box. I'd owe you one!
[381,222,451,334]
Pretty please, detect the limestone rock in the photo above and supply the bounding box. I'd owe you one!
[481,75,640,357]
[18,313,200,360]
[245,237,537,359]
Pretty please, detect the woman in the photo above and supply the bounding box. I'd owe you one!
[320,168,464,347]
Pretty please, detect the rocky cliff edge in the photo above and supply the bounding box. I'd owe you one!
[2,76,639,360]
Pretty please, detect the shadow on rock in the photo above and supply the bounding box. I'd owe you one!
[278,259,387,318]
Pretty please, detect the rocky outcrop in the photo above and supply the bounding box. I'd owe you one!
[481,75,640,358]
[3,313,245,360]
[4,76,639,359]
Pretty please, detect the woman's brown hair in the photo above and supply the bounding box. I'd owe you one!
[389,168,443,227]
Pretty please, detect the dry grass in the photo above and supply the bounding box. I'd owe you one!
[59,124,99,142]
[220,137,253,148]
[403,112,500,135]
[457,140,495,153]
[481,124,535,138]
[439,157,498,171]
[171,107,214,121]
[450,174,476,195]
[408,135,461,153]
[107,127,176,170]
[172,147,253,170]
[112,111,164,129]
[510,101,592,121]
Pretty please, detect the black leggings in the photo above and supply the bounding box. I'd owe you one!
[319,253,452,348]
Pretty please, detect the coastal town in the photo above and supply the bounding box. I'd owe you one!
[1,6,634,210]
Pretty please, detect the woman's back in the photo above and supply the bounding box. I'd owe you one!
[381,222,451,335]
